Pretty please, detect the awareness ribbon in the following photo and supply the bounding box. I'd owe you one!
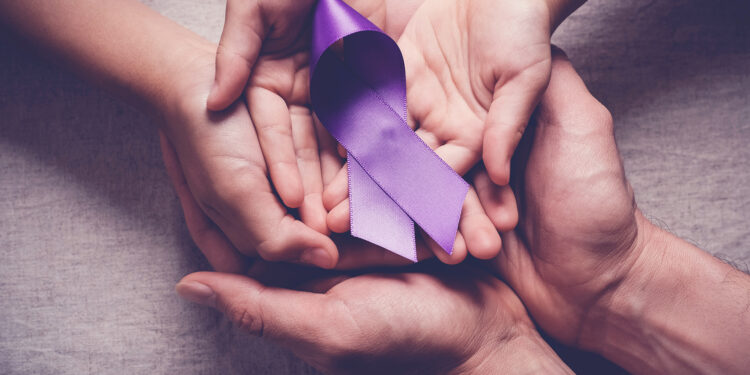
[310,0,469,261]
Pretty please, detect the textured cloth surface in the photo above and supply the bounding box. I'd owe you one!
[0,0,748,374]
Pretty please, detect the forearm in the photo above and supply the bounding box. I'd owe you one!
[584,218,750,374]
[0,0,213,115]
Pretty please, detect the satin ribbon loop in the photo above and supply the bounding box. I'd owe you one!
[310,0,469,261]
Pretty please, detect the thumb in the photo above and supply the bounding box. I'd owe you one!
[537,47,609,126]
[176,272,332,346]
[207,0,265,111]
[482,59,551,186]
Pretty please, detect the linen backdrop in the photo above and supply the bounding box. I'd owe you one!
[1,0,748,373]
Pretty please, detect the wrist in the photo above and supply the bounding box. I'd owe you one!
[143,37,216,120]
[581,214,750,374]
[454,324,572,375]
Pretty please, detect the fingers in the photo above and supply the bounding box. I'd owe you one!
[247,87,304,208]
[538,47,612,130]
[414,123,482,177]
[422,229,467,265]
[458,188,503,260]
[159,131,248,274]
[482,60,551,186]
[419,189,500,264]
[216,165,338,268]
[327,199,350,234]
[333,195,499,263]
[431,141,481,177]
[313,115,344,188]
[290,106,328,234]
[322,164,348,211]
[322,163,349,233]
[333,235,418,269]
[207,0,265,110]
[473,168,519,232]
[173,104,338,268]
[246,260,335,290]
[415,128,480,176]
[176,272,332,347]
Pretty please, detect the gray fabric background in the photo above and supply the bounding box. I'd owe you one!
[0,0,747,373]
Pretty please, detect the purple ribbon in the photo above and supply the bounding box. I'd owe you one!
[310,0,469,261]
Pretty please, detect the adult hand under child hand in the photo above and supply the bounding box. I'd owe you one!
[176,260,572,375]
[476,48,643,346]
[479,47,750,375]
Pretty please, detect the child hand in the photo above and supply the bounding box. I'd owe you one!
[160,48,338,269]
[325,0,584,261]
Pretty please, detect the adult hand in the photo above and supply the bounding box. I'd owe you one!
[479,48,750,375]
[175,260,573,375]
[475,48,643,346]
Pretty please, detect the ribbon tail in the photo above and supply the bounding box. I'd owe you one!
[348,155,417,262]
[311,0,469,258]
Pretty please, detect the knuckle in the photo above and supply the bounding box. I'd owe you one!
[254,216,297,261]
[202,163,267,207]
[255,118,292,136]
[226,303,264,336]
[294,144,319,163]
[578,100,614,132]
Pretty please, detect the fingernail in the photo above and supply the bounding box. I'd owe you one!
[176,281,216,308]
[300,248,332,268]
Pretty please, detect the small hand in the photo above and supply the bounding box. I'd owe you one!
[206,0,330,230]
[325,0,557,262]
[158,49,338,269]
[202,0,429,268]
[402,0,554,183]
[205,0,415,245]
[206,0,315,111]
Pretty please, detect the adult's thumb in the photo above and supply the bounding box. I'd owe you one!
[176,272,331,343]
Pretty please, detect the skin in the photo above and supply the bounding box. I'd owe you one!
[3,1,747,371]
[172,53,600,374]
[476,47,642,348]
[207,0,590,263]
[160,53,341,268]
[477,49,750,374]
[323,0,562,262]
[206,0,500,264]
[0,0,338,269]
[180,48,750,374]
[176,260,574,375]
[157,0,445,271]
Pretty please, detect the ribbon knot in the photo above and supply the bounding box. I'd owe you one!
[310,0,469,261]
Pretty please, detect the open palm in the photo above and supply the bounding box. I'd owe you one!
[401,0,553,182]
[178,260,539,375]
[325,0,556,262]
